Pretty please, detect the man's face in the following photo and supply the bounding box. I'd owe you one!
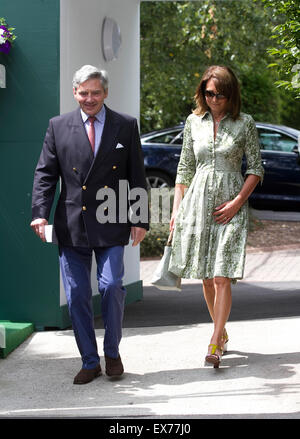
[73,78,108,116]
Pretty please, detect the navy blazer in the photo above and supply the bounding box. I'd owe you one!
[32,105,149,247]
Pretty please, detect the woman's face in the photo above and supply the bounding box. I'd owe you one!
[204,78,228,114]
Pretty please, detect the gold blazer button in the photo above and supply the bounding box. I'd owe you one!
[82,185,87,190]
[112,165,117,170]
[82,206,87,211]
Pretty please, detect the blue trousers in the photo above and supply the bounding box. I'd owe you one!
[59,245,126,369]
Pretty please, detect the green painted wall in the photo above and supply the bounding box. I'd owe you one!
[0,0,143,331]
[0,0,61,329]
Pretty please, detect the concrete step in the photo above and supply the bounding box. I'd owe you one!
[0,321,34,358]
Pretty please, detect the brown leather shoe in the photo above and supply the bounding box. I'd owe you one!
[105,355,124,377]
[73,364,102,384]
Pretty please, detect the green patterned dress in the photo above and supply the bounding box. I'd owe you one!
[169,111,264,282]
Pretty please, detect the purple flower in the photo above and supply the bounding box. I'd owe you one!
[0,24,12,54]
[0,40,11,54]
[0,25,10,37]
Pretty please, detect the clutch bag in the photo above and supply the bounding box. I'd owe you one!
[151,230,181,291]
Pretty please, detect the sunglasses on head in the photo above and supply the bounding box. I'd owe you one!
[204,90,227,100]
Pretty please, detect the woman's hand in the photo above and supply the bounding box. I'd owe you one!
[213,175,261,224]
[213,175,261,225]
[213,199,242,225]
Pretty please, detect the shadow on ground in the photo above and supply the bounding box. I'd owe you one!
[94,281,300,329]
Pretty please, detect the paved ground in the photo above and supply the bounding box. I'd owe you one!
[0,243,299,420]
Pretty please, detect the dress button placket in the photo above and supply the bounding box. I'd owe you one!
[205,117,216,278]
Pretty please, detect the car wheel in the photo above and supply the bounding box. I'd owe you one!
[145,171,174,189]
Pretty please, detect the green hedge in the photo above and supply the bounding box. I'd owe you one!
[140,223,170,258]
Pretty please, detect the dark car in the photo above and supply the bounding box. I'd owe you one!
[141,122,300,210]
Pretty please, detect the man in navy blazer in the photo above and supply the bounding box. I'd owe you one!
[31,65,149,384]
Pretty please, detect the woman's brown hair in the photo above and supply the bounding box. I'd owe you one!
[193,65,241,120]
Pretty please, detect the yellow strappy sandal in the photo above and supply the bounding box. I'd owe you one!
[205,344,222,368]
[221,328,229,355]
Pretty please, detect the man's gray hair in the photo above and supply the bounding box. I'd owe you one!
[72,65,109,91]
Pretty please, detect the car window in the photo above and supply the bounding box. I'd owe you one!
[258,129,298,153]
[144,130,182,144]
[171,131,184,145]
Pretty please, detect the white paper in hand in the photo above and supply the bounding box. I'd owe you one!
[44,225,58,244]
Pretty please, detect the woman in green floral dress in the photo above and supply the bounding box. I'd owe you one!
[169,66,264,368]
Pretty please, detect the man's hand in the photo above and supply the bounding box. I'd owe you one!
[131,227,147,247]
[30,218,48,242]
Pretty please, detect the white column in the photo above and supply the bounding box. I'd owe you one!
[59,0,141,303]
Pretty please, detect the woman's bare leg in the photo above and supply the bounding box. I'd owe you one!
[202,278,215,322]
[210,276,232,347]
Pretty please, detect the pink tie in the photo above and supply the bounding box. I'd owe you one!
[88,116,96,152]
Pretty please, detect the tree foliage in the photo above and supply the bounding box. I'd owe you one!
[140,0,300,132]
[263,0,300,97]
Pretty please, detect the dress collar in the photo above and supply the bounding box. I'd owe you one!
[200,110,230,121]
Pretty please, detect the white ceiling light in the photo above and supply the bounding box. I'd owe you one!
[102,17,122,62]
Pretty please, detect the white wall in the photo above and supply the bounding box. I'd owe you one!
[59,0,141,303]
[60,0,140,118]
